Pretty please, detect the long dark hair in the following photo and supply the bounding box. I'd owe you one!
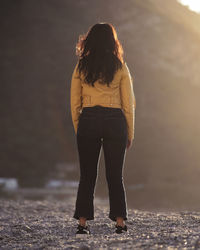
[76,23,124,87]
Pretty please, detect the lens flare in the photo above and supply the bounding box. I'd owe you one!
[178,0,200,13]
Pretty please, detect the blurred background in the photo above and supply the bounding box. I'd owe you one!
[1,0,200,211]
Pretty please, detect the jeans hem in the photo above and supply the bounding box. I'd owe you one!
[73,214,94,220]
[109,214,128,222]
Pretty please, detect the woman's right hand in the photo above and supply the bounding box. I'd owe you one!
[127,139,132,149]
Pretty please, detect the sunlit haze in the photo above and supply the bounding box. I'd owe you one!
[178,0,200,13]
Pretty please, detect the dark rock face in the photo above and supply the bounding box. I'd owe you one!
[0,199,200,249]
[1,0,200,209]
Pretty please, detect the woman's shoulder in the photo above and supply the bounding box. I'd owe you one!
[120,61,131,75]
[72,61,84,79]
[119,61,134,82]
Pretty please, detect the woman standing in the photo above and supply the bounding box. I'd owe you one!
[70,23,136,236]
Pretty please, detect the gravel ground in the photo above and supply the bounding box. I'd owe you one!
[0,198,200,249]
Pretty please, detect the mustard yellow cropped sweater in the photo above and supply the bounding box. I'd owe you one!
[70,62,136,141]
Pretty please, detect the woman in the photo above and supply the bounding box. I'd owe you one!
[70,22,136,236]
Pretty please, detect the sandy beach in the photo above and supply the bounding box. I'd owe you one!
[0,198,200,249]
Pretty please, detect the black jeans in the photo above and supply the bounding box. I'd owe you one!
[73,105,128,222]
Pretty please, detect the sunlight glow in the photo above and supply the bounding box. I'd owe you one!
[178,0,200,13]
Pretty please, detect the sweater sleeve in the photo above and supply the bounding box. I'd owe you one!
[120,62,136,141]
[70,62,82,135]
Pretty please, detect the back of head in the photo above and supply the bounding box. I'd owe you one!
[76,22,124,87]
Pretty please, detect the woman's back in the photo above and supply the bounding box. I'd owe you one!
[71,60,136,141]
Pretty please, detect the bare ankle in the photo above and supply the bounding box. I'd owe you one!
[116,217,125,227]
[79,217,87,227]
